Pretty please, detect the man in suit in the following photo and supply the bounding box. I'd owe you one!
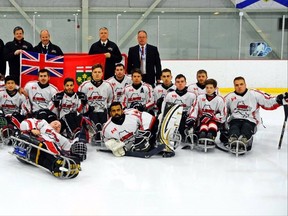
[3,26,33,85]
[89,27,122,80]
[127,30,162,87]
[0,38,6,77]
[33,29,64,56]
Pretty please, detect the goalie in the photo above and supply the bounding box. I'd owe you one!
[101,102,165,158]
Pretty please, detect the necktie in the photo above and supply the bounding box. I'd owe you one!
[103,43,105,47]
[44,45,47,54]
[141,46,144,56]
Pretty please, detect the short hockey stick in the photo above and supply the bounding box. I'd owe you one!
[278,105,288,150]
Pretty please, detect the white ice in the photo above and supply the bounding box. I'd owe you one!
[0,107,287,216]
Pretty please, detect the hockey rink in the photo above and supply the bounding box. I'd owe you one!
[0,107,287,216]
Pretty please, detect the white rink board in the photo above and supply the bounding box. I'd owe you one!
[161,60,288,88]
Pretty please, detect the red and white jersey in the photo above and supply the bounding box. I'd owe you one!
[106,75,132,102]
[153,83,176,111]
[49,92,89,119]
[188,94,226,124]
[225,89,280,125]
[20,118,72,151]
[121,83,154,110]
[102,114,143,149]
[0,89,31,116]
[188,83,220,96]
[78,80,114,112]
[161,89,197,113]
[124,108,156,130]
[24,81,58,113]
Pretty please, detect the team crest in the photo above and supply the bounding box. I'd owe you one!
[76,66,92,85]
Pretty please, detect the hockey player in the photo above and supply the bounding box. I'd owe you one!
[106,63,132,102]
[102,102,165,158]
[161,74,197,139]
[153,68,176,115]
[187,69,219,96]
[24,69,58,115]
[50,78,89,140]
[121,68,154,114]
[223,76,287,153]
[186,79,226,146]
[12,117,87,178]
[78,63,114,127]
[0,76,31,117]
[0,76,31,143]
[19,117,87,161]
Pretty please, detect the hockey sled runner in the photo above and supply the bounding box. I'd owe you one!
[10,134,81,179]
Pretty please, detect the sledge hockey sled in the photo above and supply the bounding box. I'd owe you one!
[10,134,81,179]
[157,103,183,157]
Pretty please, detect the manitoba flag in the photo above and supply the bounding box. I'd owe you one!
[235,0,288,9]
[20,51,106,90]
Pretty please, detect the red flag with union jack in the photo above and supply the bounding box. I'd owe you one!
[20,51,106,90]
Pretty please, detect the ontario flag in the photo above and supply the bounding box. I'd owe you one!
[20,51,106,90]
[235,0,288,9]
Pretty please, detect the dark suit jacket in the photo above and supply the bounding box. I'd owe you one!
[33,41,64,56]
[0,39,6,76]
[127,44,161,86]
[89,39,122,80]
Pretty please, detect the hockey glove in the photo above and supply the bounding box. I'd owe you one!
[105,139,125,157]
[185,118,195,129]
[156,97,164,110]
[52,93,64,108]
[200,113,213,124]
[130,102,145,112]
[77,92,88,105]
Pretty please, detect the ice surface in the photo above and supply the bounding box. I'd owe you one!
[0,107,287,216]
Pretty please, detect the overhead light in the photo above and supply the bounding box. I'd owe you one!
[214,12,220,15]
[161,11,165,13]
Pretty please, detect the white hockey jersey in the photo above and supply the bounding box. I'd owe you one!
[49,92,89,119]
[0,89,31,116]
[124,108,156,130]
[121,83,154,110]
[188,93,226,124]
[225,89,280,125]
[106,75,132,102]
[161,88,197,114]
[188,83,220,96]
[78,80,114,112]
[102,113,144,150]
[24,81,58,112]
[153,83,176,112]
[20,118,72,151]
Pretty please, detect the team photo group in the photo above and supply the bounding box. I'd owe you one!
[0,26,287,179]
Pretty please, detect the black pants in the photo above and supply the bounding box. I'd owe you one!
[228,119,256,139]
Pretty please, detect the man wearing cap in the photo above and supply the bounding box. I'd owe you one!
[3,26,33,85]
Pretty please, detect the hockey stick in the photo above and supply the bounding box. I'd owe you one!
[278,105,288,150]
